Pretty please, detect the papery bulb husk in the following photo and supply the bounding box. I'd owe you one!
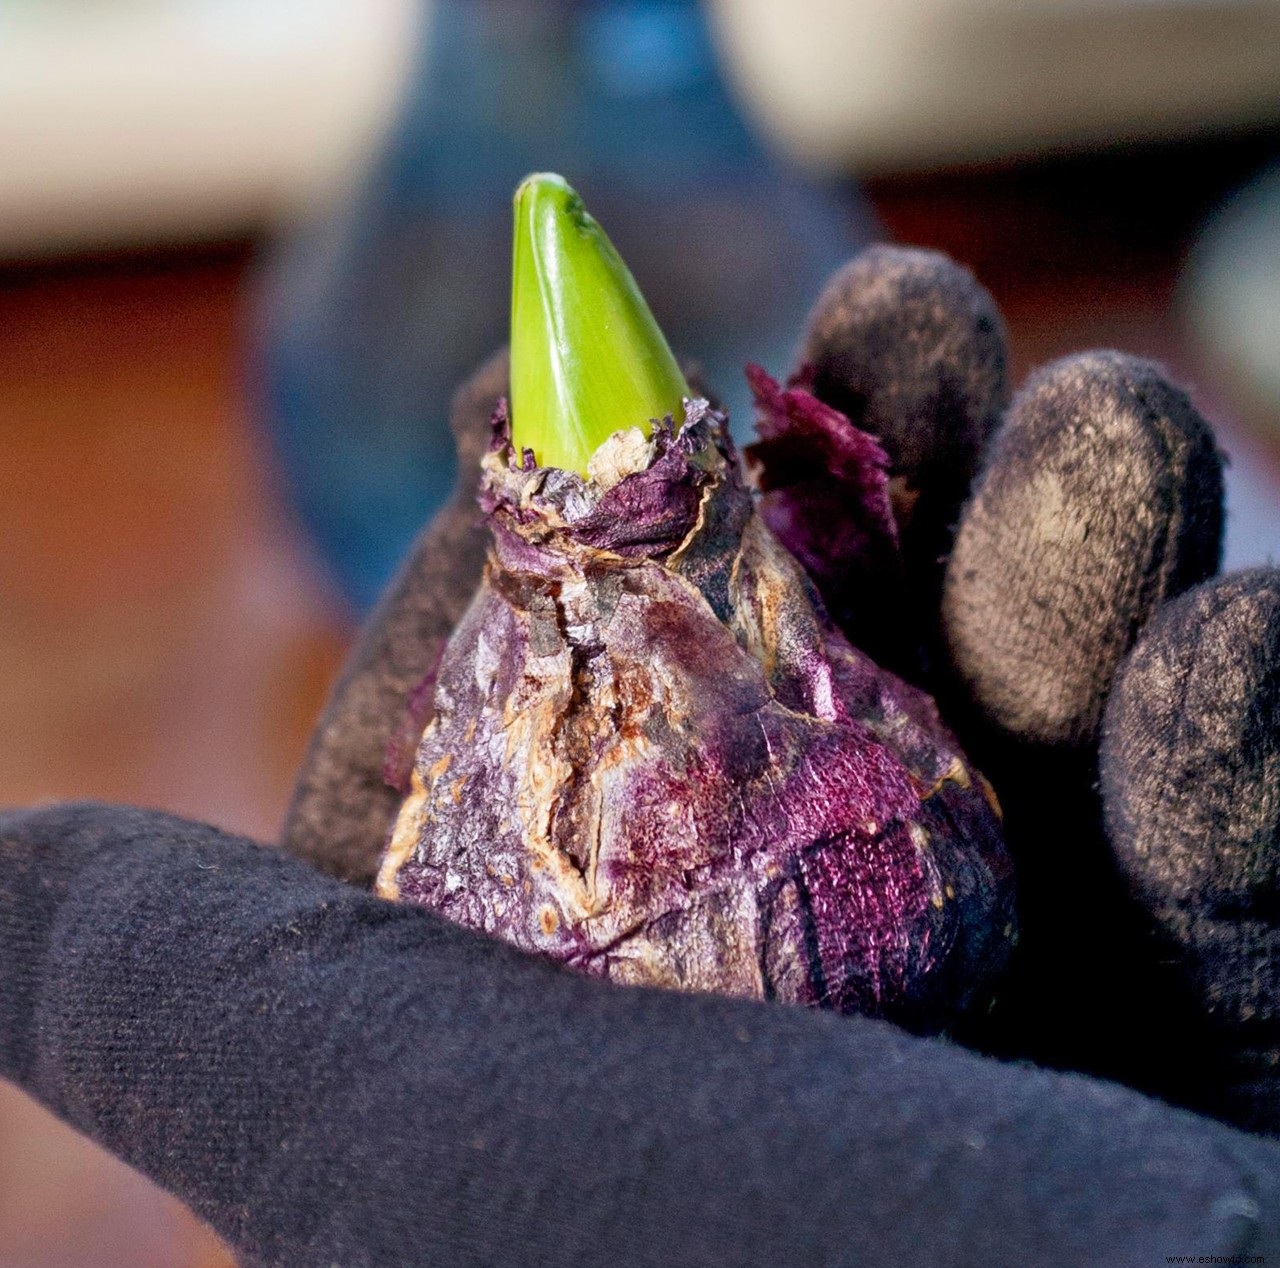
[378,400,1014,1029]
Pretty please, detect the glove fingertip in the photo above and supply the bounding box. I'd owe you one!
[1100,567,1280,1132]
[944,351,1224,749]
[791,246,1009,680]
[1102,567,1280,909]
[801,245,1008,542]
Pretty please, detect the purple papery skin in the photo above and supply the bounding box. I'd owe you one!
[379,397,1014,1028]
[744,364,903,643]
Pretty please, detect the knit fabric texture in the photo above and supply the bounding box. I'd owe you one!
[2,802,1279,1267]
[1103,570,1280,1132]
[944,351,1223,749]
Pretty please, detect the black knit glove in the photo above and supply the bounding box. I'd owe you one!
[2,248,1279,1268]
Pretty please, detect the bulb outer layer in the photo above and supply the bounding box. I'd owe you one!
[379,399,1013,1026]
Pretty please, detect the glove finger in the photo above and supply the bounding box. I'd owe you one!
[1102,568,1280,1134]
[940,353,1224,1086]
[943,350,1224,752]
[3,801,1279,1267]
[761,245,1008,676]
[281,347,506,885]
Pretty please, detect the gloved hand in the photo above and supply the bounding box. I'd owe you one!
[3,248,1279,1268]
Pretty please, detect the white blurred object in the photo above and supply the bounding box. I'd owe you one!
[1188,167,1280,429]
[4,0,1280,255]
[709,0,1280,171]
[1184,165,1280,566]
[0,0,422,255]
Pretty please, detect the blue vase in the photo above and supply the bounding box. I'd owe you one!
[258,0,871,611]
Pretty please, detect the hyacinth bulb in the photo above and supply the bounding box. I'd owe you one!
[509,172,689,473]
[378,176,1015,1032]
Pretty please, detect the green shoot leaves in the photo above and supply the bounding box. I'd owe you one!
[509,173,688,473]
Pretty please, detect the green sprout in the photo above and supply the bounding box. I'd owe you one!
[509,172,689,474]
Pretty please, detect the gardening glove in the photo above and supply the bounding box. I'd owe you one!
[1,248,1278,1268]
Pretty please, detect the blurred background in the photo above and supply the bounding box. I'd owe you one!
[2,0,1280,1262]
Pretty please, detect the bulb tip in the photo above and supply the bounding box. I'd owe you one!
[509,171,688,474]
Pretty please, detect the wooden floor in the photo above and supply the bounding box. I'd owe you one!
[1,134,1278,1264]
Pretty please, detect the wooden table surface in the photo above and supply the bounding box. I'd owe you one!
[1,135,1277,1265]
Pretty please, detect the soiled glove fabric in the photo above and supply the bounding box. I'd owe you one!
[2,802,1279,1268]
[2,244,1280,1265]
[1102,571,1280,1132]
[939,349,1236,1110]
